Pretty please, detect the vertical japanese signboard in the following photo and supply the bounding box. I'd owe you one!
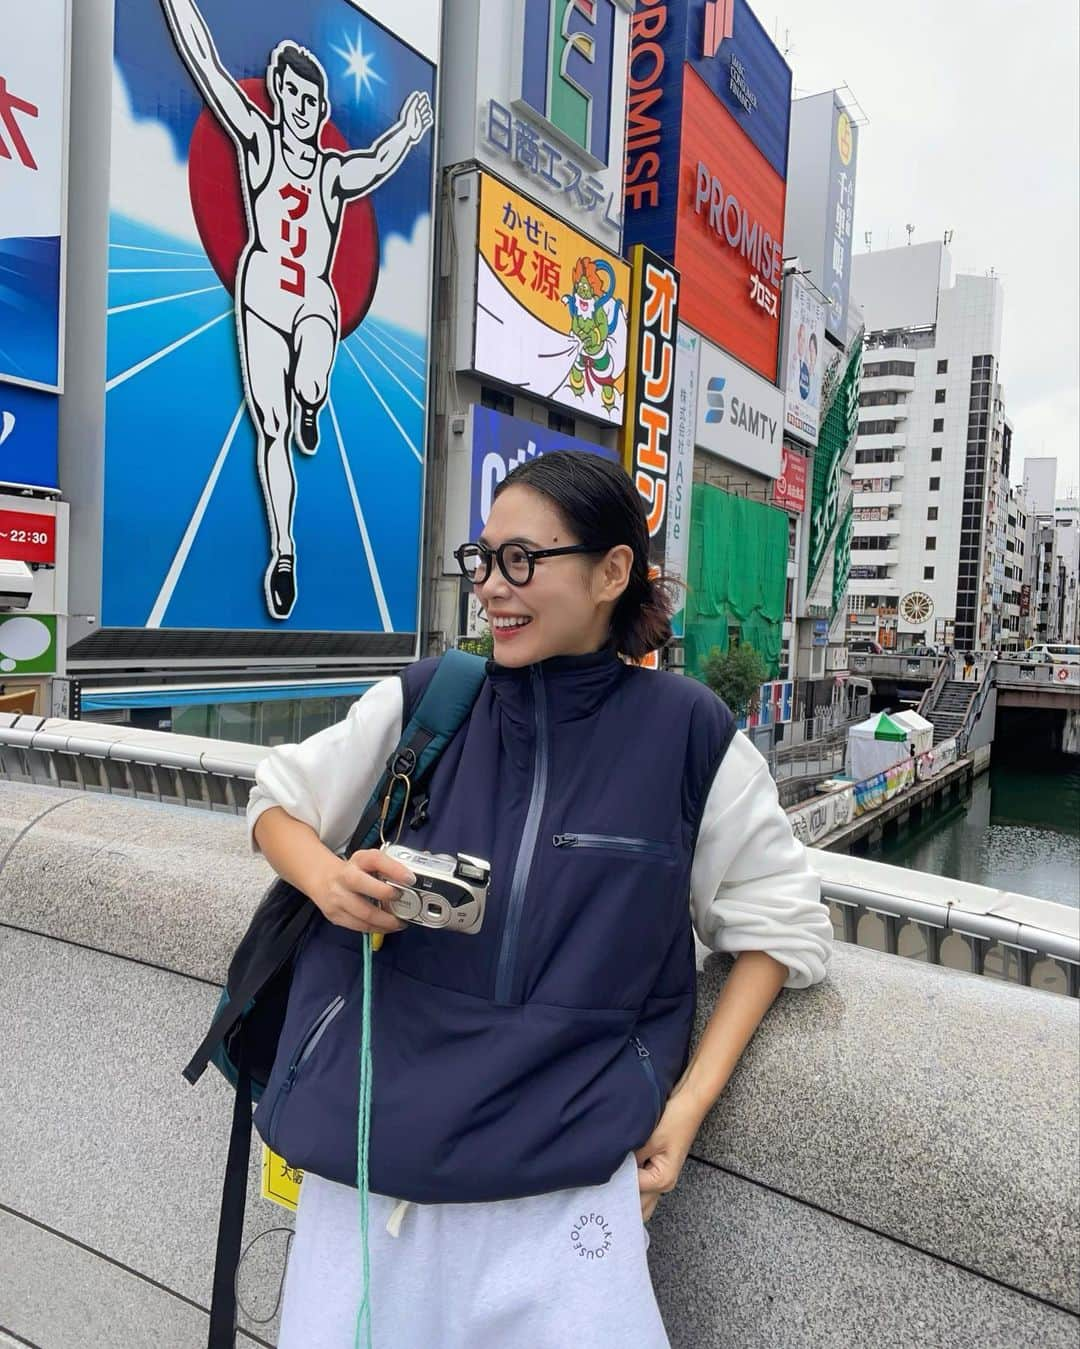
[105,0,439,639]
[823,97,858,345]
[0,0,70,392]
[832,501,853,617]
[666,323,698,638]
[785,90,859,348]
[473,172,630,422]
[807,338,861,589]
[621,245,679,577]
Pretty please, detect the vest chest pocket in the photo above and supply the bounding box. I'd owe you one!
[552,833,676,862]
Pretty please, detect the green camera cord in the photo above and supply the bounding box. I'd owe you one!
[355,933,375,1349]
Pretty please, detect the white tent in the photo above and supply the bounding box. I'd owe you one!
[845,711,911,782]
[892,709,934,756]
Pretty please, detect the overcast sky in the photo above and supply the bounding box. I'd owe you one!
[763,0,1080,496]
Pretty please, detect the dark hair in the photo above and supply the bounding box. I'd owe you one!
[493,450,676,660]
[808,333,819,357]
[273,44,327,100]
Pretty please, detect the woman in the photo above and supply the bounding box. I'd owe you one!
[249,451,832,1348]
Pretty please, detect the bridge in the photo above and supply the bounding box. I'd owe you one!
[0,719,1077,1347]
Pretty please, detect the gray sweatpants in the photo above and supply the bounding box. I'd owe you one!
[277,1151,671,1348]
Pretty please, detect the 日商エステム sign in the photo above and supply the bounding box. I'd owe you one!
[516,0,620,165]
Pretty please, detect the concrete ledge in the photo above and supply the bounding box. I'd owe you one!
[649,1161,1079,1349]
[0,781,1077,1345]
[692,948,1079,1313]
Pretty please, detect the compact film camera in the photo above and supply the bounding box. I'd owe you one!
[379,844,490,934]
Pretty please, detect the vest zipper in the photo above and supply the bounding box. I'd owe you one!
[494,665,549,1004]
[267,995,346,1148]
[632,1036,662,1124]
[552,833,674,859]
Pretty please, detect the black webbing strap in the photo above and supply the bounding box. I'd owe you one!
[207,1067,252,1348]
[182,901,315,1086]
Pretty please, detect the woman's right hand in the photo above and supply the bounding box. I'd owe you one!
[311,848,417,935]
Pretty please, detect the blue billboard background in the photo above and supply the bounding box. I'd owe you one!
[470,407,620,541]
[104,0,436,634]
[687,0,791,180]
[0,380,59,491]
[0,238,62,390]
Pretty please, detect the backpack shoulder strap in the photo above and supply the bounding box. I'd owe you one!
[348,649,488,853]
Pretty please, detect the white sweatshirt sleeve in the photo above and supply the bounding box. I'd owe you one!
[246,676,404,857]
[690,731,833,989]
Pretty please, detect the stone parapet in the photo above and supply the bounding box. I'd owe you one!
[0,782,1076,1347]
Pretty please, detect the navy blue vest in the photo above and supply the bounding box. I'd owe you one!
[254,647,736,1202]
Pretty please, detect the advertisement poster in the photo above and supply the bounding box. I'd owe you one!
[105,0,438,633]
[468,406,620,541]
[0,614,58,675]
[807,339,861,588]
[621,246,680,569]
[780,274,826,446]
[774,445,807,513]
[0,0,70,391]
[473,173,630,424]
[0,381,59,491]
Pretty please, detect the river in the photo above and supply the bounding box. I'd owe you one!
[877,750,1080,909]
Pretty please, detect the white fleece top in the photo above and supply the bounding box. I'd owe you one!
[247,676,832,989]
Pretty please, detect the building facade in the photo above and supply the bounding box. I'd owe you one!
[848,241,1008,652]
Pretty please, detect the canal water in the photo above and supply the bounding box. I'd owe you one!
[877,750,1080,909]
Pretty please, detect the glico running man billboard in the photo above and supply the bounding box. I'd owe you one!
[104,0,438,635]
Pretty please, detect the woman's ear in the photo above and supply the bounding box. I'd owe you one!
[599,545,634,603]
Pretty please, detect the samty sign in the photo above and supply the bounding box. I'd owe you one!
[621,245,680,568]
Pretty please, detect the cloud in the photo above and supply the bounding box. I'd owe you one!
[366,214,432,336]
[110,64,200,245]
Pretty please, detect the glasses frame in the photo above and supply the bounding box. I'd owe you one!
[453,540,616,588]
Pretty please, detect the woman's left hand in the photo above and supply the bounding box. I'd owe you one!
[634,1092,703,1223]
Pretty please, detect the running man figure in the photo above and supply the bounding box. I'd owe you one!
[160,0,433,618]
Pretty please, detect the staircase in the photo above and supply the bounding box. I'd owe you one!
[926,680,977,744]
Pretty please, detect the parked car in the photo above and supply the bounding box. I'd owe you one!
[849,640,884,654]
[908,644,938,657]
[1026,643,1080,666]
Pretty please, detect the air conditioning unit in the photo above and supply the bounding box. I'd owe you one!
[0,558,34,611]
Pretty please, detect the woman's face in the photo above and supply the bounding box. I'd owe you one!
[473,484,630,667]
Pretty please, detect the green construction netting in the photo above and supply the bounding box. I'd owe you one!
[684,482,788,679]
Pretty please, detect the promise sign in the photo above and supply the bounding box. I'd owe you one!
[621,244,680,573]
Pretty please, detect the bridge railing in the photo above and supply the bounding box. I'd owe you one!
[0,779,1076,1347]
[1,711,1076,999]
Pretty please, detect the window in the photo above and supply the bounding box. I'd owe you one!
[481,385,514,415]
[931,446,942,461]
[924,566,935,580]
[863,360,916,378]
[547,408,575,435]
[929,477,940,491]
[926,536,937,550]
[858,419,899,436]
[937,359,949,374]
[927,506,939,520]
[933,418,945,432]
[934,388,946,404]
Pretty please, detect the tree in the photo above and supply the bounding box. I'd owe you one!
[457,629,494,658]
[700,643,769,719]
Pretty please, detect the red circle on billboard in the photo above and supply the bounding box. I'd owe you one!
[187,79,379,337]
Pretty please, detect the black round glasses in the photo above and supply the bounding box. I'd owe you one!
[453,540,616,587]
